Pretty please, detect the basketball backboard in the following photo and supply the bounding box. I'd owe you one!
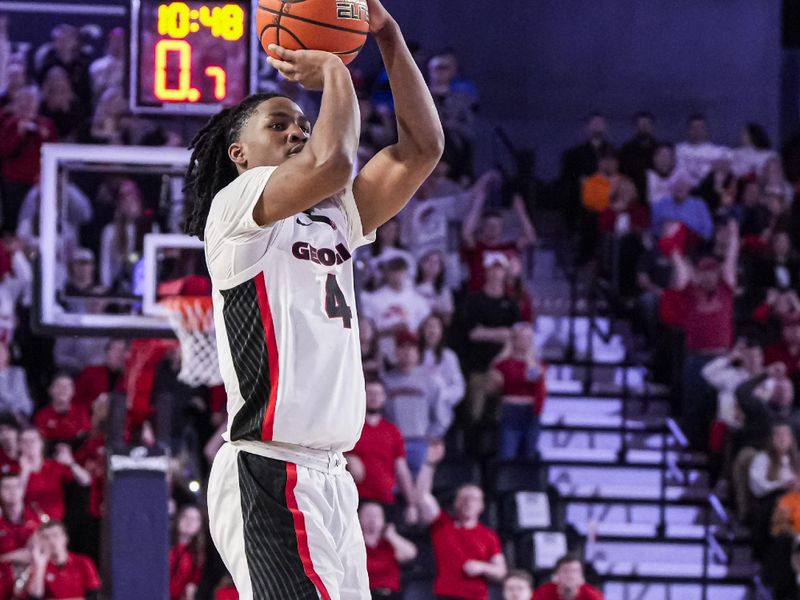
[36,143,204,337]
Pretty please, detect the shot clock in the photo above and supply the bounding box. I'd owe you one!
[130,0,258,114]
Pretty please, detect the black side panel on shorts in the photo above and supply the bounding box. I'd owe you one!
[237,452,319,600]
[220,280,271,441]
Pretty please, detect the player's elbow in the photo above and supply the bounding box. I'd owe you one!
[413,127,445,167]
[430,125,446,161]
[312,151,354,193]
[399,123,444,169]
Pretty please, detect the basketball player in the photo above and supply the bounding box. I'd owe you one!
[183,0,443,597]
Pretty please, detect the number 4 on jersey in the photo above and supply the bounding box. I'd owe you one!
[325,274,352,329]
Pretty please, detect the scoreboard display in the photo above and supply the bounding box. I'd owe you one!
[131,0,257,114]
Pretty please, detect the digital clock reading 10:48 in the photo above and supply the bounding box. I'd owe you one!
[131,0,255,114]
[158,2,244,41]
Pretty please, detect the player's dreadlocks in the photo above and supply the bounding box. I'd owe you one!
[183,93,290,240]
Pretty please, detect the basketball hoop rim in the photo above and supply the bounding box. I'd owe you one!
[159,296,215,333]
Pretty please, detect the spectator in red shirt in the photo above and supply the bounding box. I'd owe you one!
[461,188,536,292]
[0,414,21,475]
[0,471,42,566]
[533,554,604,600]
[33,374,91,445]
[0,85,57,233]
[672,221,739,355]
[170,504,204,600]
[671,220,739,444]
[359,502,417,600]
[73,396,108,561]
[750,289,800,343]
[26,520,101,600]
[502,570,534,600]
[764,318,800,378]
[20,427,90,521]
[214,577,238,600]
[419,444,507,599]
[0,560,19,599]
[346,378,417,519]
[489,323,547,461]
[73,340,127,415]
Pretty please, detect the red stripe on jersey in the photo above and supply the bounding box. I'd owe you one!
[254,274,280,441]
[284,463,332,600]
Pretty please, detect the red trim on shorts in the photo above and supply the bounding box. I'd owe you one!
[254,274,280,441]
[284,463,332,600]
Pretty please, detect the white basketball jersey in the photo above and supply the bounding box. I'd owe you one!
[204,166,374,452]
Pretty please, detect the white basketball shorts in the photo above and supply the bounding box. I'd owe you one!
[207,441,370,599]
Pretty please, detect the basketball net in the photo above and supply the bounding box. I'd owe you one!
[159,296,223,387]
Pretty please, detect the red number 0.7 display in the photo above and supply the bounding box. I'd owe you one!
[153,39,227,103]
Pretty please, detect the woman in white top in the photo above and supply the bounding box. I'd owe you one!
[415,250,454,324]
[418,314,465,410]
[99,179,145,291]
[646,143,678,206]
[0,340,32,420]
[731,123,775,178]
[748,422,799,499]
[760,156,795,208]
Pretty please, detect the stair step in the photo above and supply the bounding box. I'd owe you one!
[541,448,707,469]
[592,560,754,580]
[571,521,728,541]
[554,482,708,503]
[566,503,712,526]
[544,396,670,419]
[541,414,664,430]
[603,582,749,600]
[540,431,689,452]
[549,464,708,490]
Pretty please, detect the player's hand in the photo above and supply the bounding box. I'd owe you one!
[366,0,393,35]
[267,45,344,91]
[462,560,484,577]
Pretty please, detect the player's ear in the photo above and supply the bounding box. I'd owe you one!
[228,141,246,168]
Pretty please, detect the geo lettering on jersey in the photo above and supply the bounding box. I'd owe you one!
[292,241,352,266]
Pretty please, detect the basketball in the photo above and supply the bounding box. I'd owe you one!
[257,0,370,66]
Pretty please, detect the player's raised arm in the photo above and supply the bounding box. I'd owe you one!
[250,46,360,227]
[353,0,446,234]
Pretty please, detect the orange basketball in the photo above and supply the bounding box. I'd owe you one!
[257,0,369,66]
